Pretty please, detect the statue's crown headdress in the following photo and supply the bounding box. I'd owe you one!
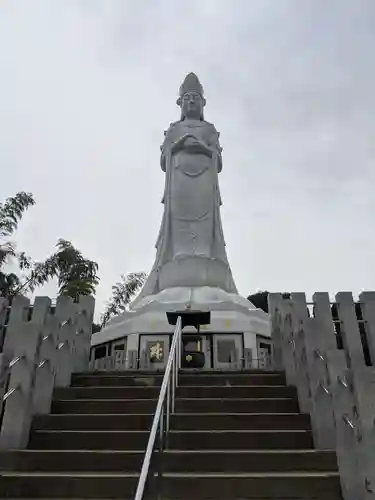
[179,72,204,97]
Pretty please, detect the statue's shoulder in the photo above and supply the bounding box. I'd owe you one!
[202,120,218,132]
[163,121,179,137]
[167,120,180,130]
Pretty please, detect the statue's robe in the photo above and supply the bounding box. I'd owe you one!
[135,118,237,302]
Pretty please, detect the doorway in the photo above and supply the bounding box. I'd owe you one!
[212,334,243,370]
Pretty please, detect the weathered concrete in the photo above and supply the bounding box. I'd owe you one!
[0,295,94,449]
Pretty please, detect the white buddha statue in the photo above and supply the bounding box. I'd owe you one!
[93,73,270,352]
[134,73,238,308]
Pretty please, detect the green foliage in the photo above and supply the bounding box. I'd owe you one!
[23,255,59,294]
[0,192,99,300]
[101,272,147,327]
[0,192,35,297]
[53,239,99,300]
[0,272,20,297]
[0,242,16,268]
[92,322,102,334]
[247,290,270,313]
[0,192,35,237]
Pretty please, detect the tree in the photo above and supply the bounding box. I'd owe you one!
[0,192,99,305]
[247,290,270,313]
[92,322,102,334]
[3,238,99,302]
[101,272,147,328]
[0,192,35,297]
[53,239,99,300]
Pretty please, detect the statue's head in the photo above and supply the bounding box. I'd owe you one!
[177,72,206,120]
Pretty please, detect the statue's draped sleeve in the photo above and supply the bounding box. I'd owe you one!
[208,125,223,173]
[160,122,177,173]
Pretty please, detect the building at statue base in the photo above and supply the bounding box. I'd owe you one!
[91,285,270,372]
[90,73,271,371]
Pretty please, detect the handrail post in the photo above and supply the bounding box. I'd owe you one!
[166,379,171,434]
[134,316,182,500]
[171,356,176,414]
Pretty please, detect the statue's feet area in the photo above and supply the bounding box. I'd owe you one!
[132,285,254,312]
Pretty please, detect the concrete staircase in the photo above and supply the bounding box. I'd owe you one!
[0,370,342,499]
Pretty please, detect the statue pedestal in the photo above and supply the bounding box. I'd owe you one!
[91,286,270,372]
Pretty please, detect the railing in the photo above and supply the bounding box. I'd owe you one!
[89,345,274,372]
[134,316,182,500]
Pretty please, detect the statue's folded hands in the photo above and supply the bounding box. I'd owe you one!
[170,133,193,152]
[183,138,213,157]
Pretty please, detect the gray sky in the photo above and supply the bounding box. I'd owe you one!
[1,0,375,318]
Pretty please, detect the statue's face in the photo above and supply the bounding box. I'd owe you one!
[181,92,203,119]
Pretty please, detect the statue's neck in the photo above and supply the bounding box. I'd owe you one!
[182,117,204,123]
[182,113,203,120]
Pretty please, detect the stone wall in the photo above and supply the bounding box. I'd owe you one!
[269,292,375,500]
[0,295,94,449]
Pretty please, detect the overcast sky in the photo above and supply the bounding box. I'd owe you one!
[1,0,375,317]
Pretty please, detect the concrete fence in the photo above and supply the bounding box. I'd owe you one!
[269,292,375,500]
[0,295,95,450]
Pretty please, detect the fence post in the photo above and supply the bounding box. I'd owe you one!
[54,296,76,387]
[72,296,95,373]
[289,293,312,414]
[0,298,9,403]
[350,367,375,499]
[268,293,284,370]
[268,294,296,385]
[336,292,366,369]
[0,298,8,351]
[31,297,56,416]
[358,292,375,366]
[305,292,338,449]
[313,292,338,351]
[325,349,362,500]
[0,297,41,449]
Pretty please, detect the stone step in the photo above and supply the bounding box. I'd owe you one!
[71,373,286,387]
[0,471,342,498]
[76,369,286,376]
[53,385,296,400]
[29,429,314,450]
[32,413,311,431]
[51,397,299,414]
[0,449,338,473]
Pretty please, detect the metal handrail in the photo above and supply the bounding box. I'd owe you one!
[0,355,24,383]
[134,316,182,500]
[343,414,356,430]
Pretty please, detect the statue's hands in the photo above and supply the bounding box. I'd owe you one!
[170,134,190,152]
[181,135,213,155]
[183,136,202,147]
[172,133,193,147]
[171,134,214,156]
[185,141,213,156]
